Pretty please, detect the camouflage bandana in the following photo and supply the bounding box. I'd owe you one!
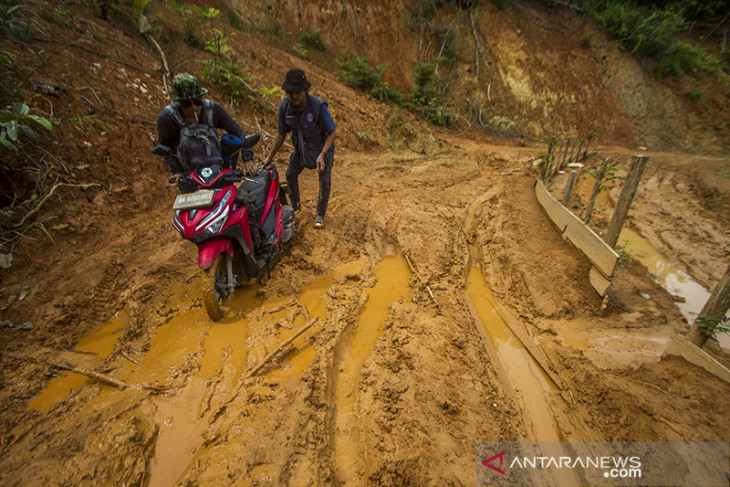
[170,73,209,101]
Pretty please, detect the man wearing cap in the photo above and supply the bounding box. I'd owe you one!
[262,69,336,229]
[156,73,251,183]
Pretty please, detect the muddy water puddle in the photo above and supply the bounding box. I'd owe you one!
[28,314,126,412]
[265,276,331,383]
[144,284,262,487]
[619,228,729,351]
[465,265,579,485]
[333,254,412,484]
[575,171,613,207]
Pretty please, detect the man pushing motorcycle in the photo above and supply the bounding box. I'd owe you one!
[261,69,336,229]
[156,73,255,183]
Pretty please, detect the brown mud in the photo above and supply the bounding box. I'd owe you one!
[1,0,729,485]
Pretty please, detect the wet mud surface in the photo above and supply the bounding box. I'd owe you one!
[2,140,729,486]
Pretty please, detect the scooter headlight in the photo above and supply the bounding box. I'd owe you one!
[205,207,229,234]
[195,190,232,233]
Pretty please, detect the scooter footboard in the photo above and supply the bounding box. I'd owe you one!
[198,239,234,269]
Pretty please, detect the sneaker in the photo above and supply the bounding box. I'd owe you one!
[292,201,301,211]
[314,215,324,229]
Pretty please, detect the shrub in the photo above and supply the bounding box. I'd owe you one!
[0,0,30,42]
[570,0,724,78]
[226,8,246,31]
[263,20,282,37]
[410,61,452,125]
[434,25,457,63]
[299,29,326,51]
[336,56,404,103]
[0,102,53,152]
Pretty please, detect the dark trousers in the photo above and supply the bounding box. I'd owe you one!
[286,151,334,217]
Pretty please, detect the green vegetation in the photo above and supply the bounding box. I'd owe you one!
[262,20,282,37]
[172,6,253,105]
[336,56,404,103]
[582,158,624,224]
[0,102,53,152]
[698,314,730,345]
[407,0,482,27]
[564,0,727,78]
[226,8,246,31]
[0,3,52,151]
[336,56,452,125]
[130,0,148,17]
[170,1,205,48]
[582,25,596,47]
[410,61,452,125]
[292,43,307,58]
[0,48,18,106]
[1,0,30,42]
[337,56,455,126]
[614,239,633,273]
[255,85,282,105]
[299,29,326,51]
[433,25,457,64]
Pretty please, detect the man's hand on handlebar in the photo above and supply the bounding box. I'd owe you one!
[242,160,256,176]
[168,173,183,187]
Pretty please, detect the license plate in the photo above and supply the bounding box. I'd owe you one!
[173,190,215,210]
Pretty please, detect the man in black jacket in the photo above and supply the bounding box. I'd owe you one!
[156,73,252,183]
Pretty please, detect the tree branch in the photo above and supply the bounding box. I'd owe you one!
[14,183,101,229]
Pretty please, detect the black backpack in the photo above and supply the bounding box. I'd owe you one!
[164,100,223,171]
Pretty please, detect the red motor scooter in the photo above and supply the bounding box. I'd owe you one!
[154,134,295,320]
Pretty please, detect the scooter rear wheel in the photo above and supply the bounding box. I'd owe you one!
[202,254,229,321]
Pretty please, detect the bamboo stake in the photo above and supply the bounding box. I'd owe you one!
[569,137,578,164]
[561,136,572,169]
[426,285,438,306]
[584,159,607,224]
[562,170,578,206]
[605,155,648,247]
[576,139,584,162]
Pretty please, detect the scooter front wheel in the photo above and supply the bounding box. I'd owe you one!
[202,254,230,321]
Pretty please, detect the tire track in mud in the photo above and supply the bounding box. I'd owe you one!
[330,252,412,484]
[464,258,583,485]
[171,263,363,485]
[143,284,265,486]
[88,251,124,325]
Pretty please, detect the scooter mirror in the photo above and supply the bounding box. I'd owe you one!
[152,144,172,156]
[242,134,260,149]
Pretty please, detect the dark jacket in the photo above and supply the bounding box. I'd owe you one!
[156,100,246,175]
[280,95,334,152]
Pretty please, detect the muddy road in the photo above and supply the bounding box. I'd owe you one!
[1,134,729,486]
